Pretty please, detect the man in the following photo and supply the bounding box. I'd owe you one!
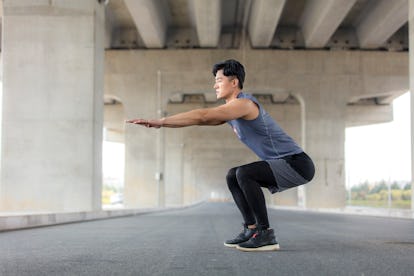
[127,59,315,252]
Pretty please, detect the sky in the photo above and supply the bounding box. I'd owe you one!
[345,92,411,187]
[102,92,412,188]
[102,141,125,182]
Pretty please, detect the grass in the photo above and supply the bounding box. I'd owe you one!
[347,199,411,209]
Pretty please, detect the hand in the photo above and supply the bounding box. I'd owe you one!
[125,119,162,128]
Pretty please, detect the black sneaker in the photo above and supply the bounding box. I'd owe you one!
[236,228,280,252]
[224,224,257,248]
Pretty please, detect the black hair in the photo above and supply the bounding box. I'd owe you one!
[212,59,245,89]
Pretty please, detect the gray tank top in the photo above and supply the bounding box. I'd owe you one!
[227,92,303,160]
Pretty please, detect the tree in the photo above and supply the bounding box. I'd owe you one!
[391,182,400,190]
[351,182,370,200]
[370,181,387,194]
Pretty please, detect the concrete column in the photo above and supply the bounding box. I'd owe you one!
[301,77,348,209]
[409,0,414,211]
[0,0,105,212]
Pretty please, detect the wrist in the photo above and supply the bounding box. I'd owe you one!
[160,117,166,127]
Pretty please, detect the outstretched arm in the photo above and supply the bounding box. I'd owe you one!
[126,98,258,128]
[126,108,225,128]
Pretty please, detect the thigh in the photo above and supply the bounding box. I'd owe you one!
[237,161,276,188]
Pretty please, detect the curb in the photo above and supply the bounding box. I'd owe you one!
[0,202,204,232]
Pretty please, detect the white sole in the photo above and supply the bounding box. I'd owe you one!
[223,242,239,248]
[236,243,280,252]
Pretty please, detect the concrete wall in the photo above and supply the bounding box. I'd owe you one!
[0,0,105,212]
[105,49,408,209]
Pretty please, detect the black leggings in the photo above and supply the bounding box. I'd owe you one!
[226,161,276,229]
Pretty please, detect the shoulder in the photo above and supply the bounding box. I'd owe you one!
[238,92,256,100]
[224,98,259,120]
[238,93,260,106]
[225,98,255,108]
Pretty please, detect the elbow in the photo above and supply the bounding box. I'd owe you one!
[198,116,210,125]
[197,110,210,125]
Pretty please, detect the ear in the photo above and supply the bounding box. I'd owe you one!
[232,78,239,88]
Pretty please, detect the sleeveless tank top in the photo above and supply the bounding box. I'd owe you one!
[227,92,303,160]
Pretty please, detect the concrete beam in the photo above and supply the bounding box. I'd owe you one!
[356,0,408,49]
[348,90,407,105]
[346,104,393,127]
[248,0,286,48]
[124,0,169,48]
[300,0,357,48]
[189,0,221,47]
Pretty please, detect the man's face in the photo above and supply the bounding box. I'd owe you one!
[214,69,237,100]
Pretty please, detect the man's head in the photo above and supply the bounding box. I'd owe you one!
[212,59,245,89]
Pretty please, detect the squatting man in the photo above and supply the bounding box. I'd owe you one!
[127,59,315,252]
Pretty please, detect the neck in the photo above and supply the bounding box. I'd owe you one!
[225,90,242,103]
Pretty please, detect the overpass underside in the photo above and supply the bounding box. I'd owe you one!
[0,0,412,213]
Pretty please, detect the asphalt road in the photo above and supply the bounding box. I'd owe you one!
[1,202,414,276]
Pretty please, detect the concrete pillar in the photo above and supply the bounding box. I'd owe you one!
[409,0,414,211]
[0,0,105,212]
[303,83,347,209]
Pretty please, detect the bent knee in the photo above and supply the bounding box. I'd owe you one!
[235,167,251,183]
[226,167,238,187]
[226,167,238,180]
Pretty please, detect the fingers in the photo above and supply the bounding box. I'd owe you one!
[126,119,146,124]
[126,119,156,128]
